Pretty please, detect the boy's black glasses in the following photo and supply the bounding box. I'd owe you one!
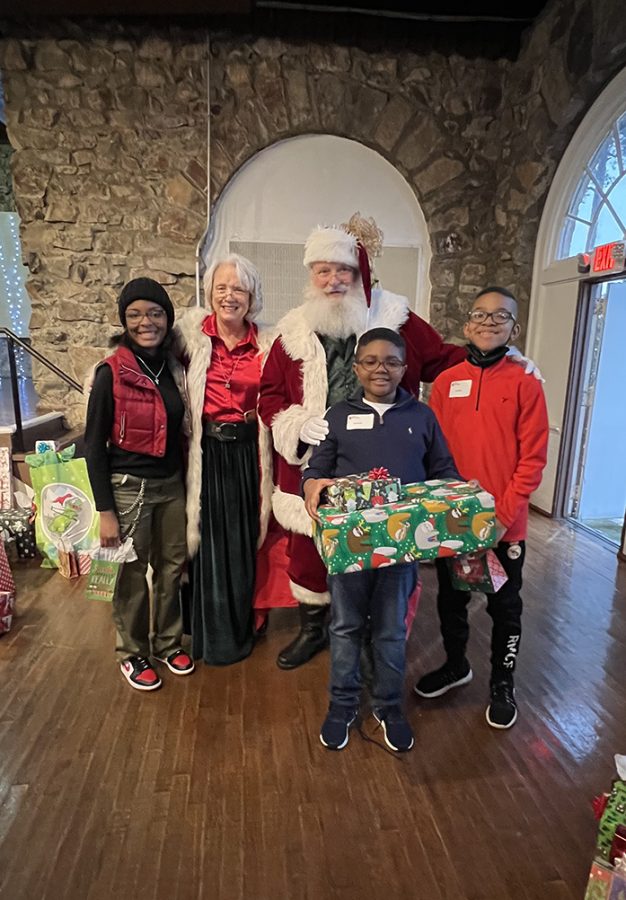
[355,357,405,372]
[467,310,516,325]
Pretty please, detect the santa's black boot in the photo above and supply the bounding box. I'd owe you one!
[276,603,328,669]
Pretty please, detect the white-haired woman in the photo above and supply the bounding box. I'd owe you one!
[173,254,278,666]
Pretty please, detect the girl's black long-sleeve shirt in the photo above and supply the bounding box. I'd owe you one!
[84,354,185,512]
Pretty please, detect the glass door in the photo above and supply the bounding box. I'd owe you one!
[566,277,626,545]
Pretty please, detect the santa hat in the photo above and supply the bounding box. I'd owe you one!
[303,226,358,270]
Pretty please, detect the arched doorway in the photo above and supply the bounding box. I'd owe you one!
[527,66,626,556]
[202,134,431,322]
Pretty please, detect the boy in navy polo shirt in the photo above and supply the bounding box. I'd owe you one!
[303,328,458,752]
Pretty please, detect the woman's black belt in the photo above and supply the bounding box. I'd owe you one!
[204,419,258,442]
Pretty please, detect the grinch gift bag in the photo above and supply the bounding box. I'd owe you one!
[27,445,99,569]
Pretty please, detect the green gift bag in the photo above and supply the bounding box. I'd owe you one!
[28,447,100,569]
[85,557,122,602]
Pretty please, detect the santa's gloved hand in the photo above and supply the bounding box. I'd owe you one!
[299,416,329,446]
[506,345,544,381]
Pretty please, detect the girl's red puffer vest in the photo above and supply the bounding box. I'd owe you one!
[102,345,167,457]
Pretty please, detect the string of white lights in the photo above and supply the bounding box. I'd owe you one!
[0,213,30,378]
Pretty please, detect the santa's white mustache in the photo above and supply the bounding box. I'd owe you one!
[323,284,349,294]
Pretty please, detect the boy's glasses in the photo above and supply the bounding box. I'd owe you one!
[126,309,166,323]
[356,356,405,372]
[467,310,516,324]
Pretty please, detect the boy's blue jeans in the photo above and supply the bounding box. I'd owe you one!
[328,563,418,709]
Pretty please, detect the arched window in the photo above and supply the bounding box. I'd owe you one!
[204,135,431,322]
[558,110,626,258]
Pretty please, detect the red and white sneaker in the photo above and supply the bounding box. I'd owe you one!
[156,649,195,675]
[120,656,162,691]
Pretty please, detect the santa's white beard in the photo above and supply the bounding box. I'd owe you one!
[300,283,369,339]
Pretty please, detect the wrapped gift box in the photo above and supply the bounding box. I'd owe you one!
[313,478,497,575]
[584,859,626,899]
[0,590,15,635]
[0,509,37,559]
[598,780,626,860]
[325,467,402,513]
[0,447,13,510]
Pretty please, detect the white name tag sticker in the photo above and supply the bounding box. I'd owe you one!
[449,379,472,398]
[346,413,375,430]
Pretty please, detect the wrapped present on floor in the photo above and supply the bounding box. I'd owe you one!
[56,539,80,579]
[0,539,16,635]
[0,447,13,510]
[55,537,99,579]
[0,590,15,635]
[448,549,508,592]
[597,756,626,861]
[313,478,497,575]
[0,508,37,559]
[325,467,402,512]
[583,858,626,899]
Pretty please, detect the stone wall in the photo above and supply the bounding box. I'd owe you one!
[0,142,15,211]
[2,3,626,423]
[208,37,509,342]
[0,24,208,423]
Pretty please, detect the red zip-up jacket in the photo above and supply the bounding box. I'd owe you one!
[430,357,548,541]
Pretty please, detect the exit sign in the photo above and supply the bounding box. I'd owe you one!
[592,240,626,273]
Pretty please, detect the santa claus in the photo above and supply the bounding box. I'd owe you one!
[258,215,536,670]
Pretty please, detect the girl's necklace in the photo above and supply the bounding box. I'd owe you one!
[136,355,166,385]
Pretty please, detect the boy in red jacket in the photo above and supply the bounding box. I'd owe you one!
[414,287,548,728]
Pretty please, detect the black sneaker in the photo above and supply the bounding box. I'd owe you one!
[320,703,357,750]
[372,706,414,752]
[486,680,517,729]
[414,659,473,698]
[120,655,162,691]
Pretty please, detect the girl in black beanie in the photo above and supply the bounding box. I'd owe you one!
[85,277,193,690]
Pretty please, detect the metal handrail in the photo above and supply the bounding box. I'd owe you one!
[0,328,83,393]
[0,327,83,453]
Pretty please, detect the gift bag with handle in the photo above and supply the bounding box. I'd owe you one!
[27,445,99,569]
[85,538,138,602]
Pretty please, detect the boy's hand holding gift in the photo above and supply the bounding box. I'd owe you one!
[304,478,335,524]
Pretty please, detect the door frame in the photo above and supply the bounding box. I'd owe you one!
[554,272,626,548]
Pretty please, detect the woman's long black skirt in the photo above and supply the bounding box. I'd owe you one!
[190,427,259,665]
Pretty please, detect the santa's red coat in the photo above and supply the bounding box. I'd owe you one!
[257,289,466,606]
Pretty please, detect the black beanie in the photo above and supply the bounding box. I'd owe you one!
[118,277,175,329]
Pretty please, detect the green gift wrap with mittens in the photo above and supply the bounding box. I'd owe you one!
[313,478,498,575]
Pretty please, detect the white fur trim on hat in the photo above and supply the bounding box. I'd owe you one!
[303,226,358,269]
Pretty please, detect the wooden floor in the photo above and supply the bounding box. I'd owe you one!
[1,514,625,900]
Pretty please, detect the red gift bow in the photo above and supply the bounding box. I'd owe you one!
[592,793,609,820]
[368,467,390,480]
